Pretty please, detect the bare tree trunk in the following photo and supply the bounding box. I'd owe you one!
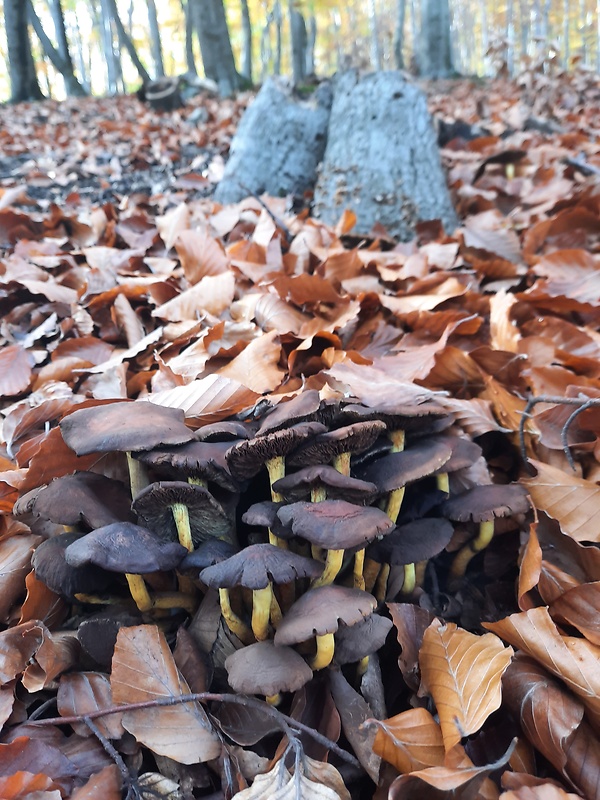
[519,0,530,59]
[506,0,515,74]
[289,1,307,85]
[260,8,273,81]
[409,0,418,69]
[97,0,119,93]
[179,0,197,75]
[274,1,282,74]
[393,0,406,69]
[67,15,91,92]
[579,0,587,64]
[27,0,87,96]
[368,0,381,69]
[4,0,44,102]
[146,0,165,78]
[103,0,151,84]
[191,0,241,96]
[240,0,252,82]
[597,0,600,71]
[563,0,570,67]
[306,13,316,75]
[479,0,489,71]
[418,0,453,78]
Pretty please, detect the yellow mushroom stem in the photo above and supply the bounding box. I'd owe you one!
[310,632,335,670]
[450,519,495,582]
[311,486,327,503]
[311,548,344,588]
[126,453,149,499]
[270,592,283,627]
[386,485,406,525]
[125,573,153,611]
[389,429,405,453]
[357,656,370,676]
[311,544,324,561]
[333,452,351,476]
[76,584,197,614]
[374,563,390,603]
[363,557,382,593]
[188,477,208,488]
[436,473,450,494]
[251,585,274,641]
[171,503,194,552]
[218,588,254,645]
[266,694,281,706]
[353,548,366,590]
[265,456,289,549]
[62,524,78,534]
[402,563,416,595]
[414,560,427,588]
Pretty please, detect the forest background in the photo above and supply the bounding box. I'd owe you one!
[2,0,600,105]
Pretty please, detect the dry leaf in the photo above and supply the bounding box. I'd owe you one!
[371,707,445,773]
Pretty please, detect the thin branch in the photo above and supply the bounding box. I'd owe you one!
[83,716,139,799]
[28,691,361,768]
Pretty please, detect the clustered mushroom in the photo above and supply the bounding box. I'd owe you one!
[26,390,530,707]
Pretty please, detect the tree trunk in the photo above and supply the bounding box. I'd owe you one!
[563,0,570,67]
[191,0,240,96]
[306,14,316,75]
[179,0,197,76]
[240,0,252,82]
[4,0,44,102]
[274,1,283,75]
[103,0,151,84]
[368,0,381,69]
[393,0,406,69]
[215,77,332,204]
[313,71,457,241]
[146,0,165,78]
[28,0,87,96]
[289,1,307,85]
[418,0,454,78]
[67,16,91,92]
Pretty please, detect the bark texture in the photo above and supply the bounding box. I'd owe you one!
[215,77,332,205]
[192,0,240,97]
[419,0,454,78]
[313,71,457,240]
[4,0,44,102]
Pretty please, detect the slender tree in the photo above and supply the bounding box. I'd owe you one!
[289,0,307,85]
[27,0,87,96]
[179,0,198,76]
[418,0,454,77]
[146,0,165,78]
[190,0,241,96]
[103,0,151,85]
[240,0,252,82]
[394,0,406,69]
[4,0,45,102]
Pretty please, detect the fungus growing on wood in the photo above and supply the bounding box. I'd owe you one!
[276,500,394,589]
[441,484,531,582]
[225,640,313,705]
[200,543,323,642]
[59,401,193,497]
[64,521,188,612]
[274,585,377,670]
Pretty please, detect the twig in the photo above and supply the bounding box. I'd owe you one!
[237,181,294,244]
[83,716,140,800]
[28,691,361,769]
[518,394,598,467]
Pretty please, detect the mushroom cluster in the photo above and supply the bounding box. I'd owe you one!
[24,392,530,706]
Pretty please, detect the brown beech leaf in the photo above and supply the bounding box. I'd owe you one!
[234,760,344,799]
[0,620,45,684]
[0,736,78,788]
[254,292,309,335]
[152,271,235,320]
[371,707,445,773]
[0,345,33,398]
[518,523,542,611]
[69,764,122,800]
[19,570,67,628]
[485,606,600,727]
[149,374,260,424]
[218,329,285,393]
[419,619,513,750]
[549,581,600,645]
[58,672,124,740]
[500,786,583,800]
[156,202,190,250]
[0,771,62,798]
[437,397,507,437]
[387,754,503,800]
[502,655,600,800]
[19,427,106,491]
[388,603,435,692]
[0,534,41,621]
[111,624,221,764]
[489,290,521,353]
[22,630,80,692]
[521,460,600,542]
[175,228,229,282]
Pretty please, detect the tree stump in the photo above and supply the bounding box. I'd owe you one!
[313,71,457,240]
[214,77,332,205]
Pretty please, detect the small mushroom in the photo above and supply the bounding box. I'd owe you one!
[136,440,239,492]
[429,436,482,495]
[256,390,324,436]
[200,544,323,643]
[334,613,393,667]
[77,607,141,668]
[59,401,194,497]
[287,421,386,476]
[442,484,531,581]
[132,480,234,551]
[277,500,395,589]
[274,585,377,670]
[225,641,313,705]
[273,465,378,504]
[32,531,112,598]
[64,521,188,612]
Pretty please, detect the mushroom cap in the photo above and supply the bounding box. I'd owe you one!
[441,483,530,523]
[225,641,313,695]
[32,531,111,597]
[430,436,482,475]
[132,481,234,545]
[257,390,323,436]
[200,543,323,589]
[274,585,377,645]
[276,500,395,549]
[15,472,133,530]
[272,466,378,503]
[241,501,285,529]
[333,401,449,433]
[60,401,193,455]
[226,421,328,480]
[64,521,187,573]
[77,607,141,668]
[287,421,386,467]
[367,518,455,565]
[136,440,239,491]
[195,421,253,441]
[357,438,453,492]
[180,540,238,573]
[334,613,393,664]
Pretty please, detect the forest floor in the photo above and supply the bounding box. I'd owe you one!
[1,68,600,800]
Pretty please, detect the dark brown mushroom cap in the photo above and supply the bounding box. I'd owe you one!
[225,641,313,695]
[32,531,112,597]
[276,500,395,549]
[241,501,285,529]
[15,472,133,530]
[180,540,237,573]
[136,440,239,491]
[274,585,377,645]
[334,614,393,664]
[430,437,482,475]
[332,401,449,433]
[195,421,253,441]
[200,543,323,589]
[272,466,378,503]
[64,521,187,573]
[226,421,328,480]
[132,481,234,545]
[77,607,141,668]
[367,518,455,565]
[441,484,531,523]
[356,438,453,492]
[287,421,387,467]
[60,401,193,455]
[257,390,323,436]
